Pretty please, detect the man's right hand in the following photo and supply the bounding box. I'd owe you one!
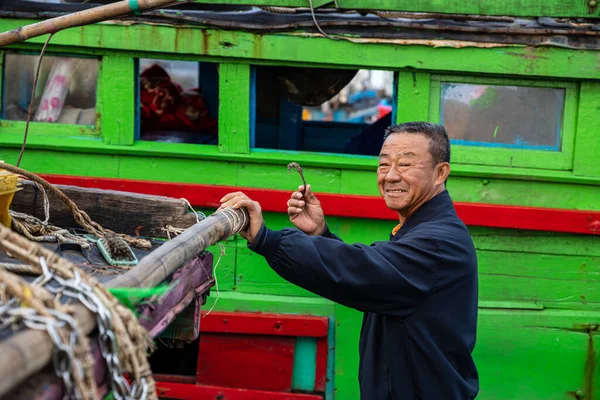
[287,184,326,236]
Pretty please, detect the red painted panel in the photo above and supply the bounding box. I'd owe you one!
[196,333,295,392]
[200,311,328,337]
[155,381,323,400]
[152,374,195,384]
[39,174,600,235]
[314,338,328,392]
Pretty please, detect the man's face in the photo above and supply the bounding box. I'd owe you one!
[377,133,446,218]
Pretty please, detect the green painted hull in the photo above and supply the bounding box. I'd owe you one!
[1,4,599,397]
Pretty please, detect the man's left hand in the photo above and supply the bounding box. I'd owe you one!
[218,192,264,243]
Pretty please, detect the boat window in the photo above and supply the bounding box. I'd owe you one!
[137,59,219,145]
[439,82,565,151]
[252,66,396,156]
[428,74,577,170]
[2,53,98,126]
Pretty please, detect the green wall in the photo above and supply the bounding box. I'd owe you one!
[1,16,600,399]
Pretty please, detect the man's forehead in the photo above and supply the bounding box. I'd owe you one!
[380,134,430,156]
[379,151,416,158]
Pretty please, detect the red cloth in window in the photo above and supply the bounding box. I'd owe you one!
[140,64,217,134]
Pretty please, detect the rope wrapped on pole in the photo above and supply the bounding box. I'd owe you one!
[109,207,249,289]
[0,206,249,398]
[0,0,190,47]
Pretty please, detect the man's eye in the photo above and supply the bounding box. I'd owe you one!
[399,164,411,167]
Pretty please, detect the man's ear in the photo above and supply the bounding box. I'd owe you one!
[435,162,451,185]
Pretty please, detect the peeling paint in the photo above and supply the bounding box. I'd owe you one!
[505,49,550,61]
[253,34,264,58]
[201,29,210,54]
[290,33,521,48]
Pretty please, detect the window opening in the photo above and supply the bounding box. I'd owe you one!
[137,59,218,144]
[2,53,98,126]
[253,66,396,156]
[440,82,565,151]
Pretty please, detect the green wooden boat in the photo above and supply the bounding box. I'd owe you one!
[0,1,599,399]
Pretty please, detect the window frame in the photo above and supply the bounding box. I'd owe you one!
[250,65,399,156]
[133,57,226,150]
[0,50,101,138]
[428,74,579,170]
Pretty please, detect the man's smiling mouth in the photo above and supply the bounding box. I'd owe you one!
[386,189,408,193]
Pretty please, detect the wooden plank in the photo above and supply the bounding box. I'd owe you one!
[574,81,600,178]
[477,251,600,305]
[0,121,97,137]
[236,244,319,297]
[236,163,341,192]
[4,150,121,179]
[196,334,296,391]
[186,0,600,17]
[219,63,251,154]
[155,381,324,400]
[468,227,600,257]
[10,180,198,237]
[201,292,335,317]
[314,337,328,392]
[100,54,136,146]
[473,309,600,400]
[117,156,238,186]
[332,304,362,400]
[396,71,430,123]
[4,22,600,81]
[199,311,329,337]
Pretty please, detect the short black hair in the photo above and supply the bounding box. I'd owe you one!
[383,122,451,164]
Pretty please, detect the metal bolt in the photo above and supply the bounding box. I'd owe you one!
[575,390,585,399]
[590,0,598,7]
[482,179,489,186]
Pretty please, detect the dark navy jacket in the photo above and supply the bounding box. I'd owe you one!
[249,190,479,399]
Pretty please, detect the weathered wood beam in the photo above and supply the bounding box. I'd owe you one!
[187,0,600,18]
[11,181,199,238]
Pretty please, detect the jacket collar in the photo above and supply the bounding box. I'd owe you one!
[390,190,454,240]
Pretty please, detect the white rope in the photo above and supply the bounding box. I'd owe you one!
[217,207,249,235]
[180,198,205,223]
[202,242,225,318]
[31,181,51,225]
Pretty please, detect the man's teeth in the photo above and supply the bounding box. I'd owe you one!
[388,189,406,193]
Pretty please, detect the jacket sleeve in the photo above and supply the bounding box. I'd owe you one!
[319,223,343,242]
[248,223,440,317]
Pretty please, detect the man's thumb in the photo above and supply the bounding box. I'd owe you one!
[304,184,318,202]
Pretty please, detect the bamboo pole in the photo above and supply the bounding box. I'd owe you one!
[0,208,249,397]
[0,0,189,47]
[109,207,249,288]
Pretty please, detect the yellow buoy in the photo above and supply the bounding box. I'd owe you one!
[0,162,21,227]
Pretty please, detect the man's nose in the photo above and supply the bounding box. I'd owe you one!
[385,166,402,182]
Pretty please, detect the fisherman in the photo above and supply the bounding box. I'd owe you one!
[219,122,479,399]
